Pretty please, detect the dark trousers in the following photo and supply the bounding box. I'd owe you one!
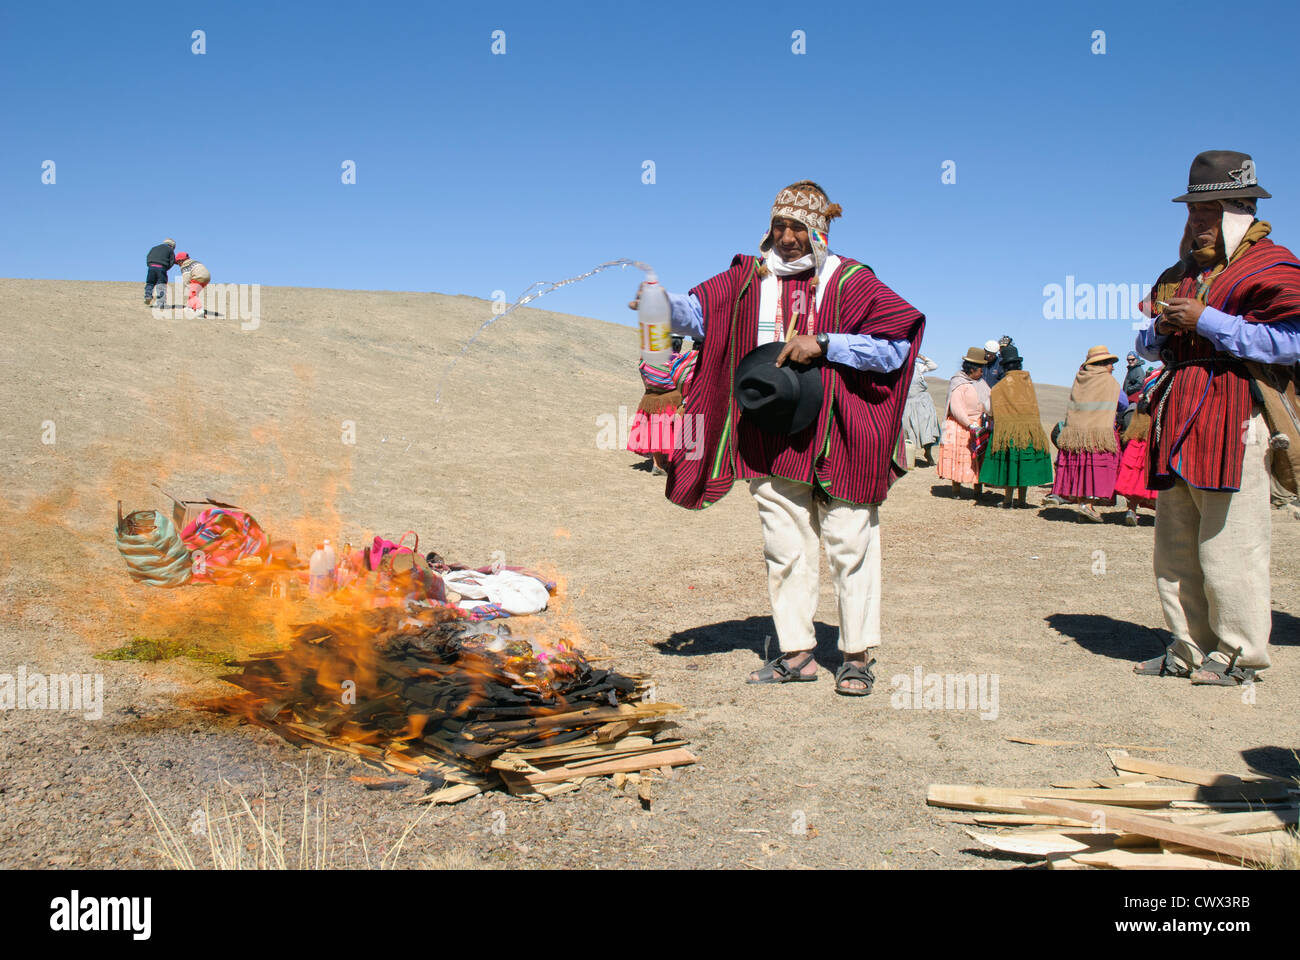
[145,265,168,302]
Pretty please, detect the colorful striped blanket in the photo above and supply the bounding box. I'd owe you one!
[181,507,269,584]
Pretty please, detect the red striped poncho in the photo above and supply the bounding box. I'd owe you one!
[1147,238,1300,491]
[666,254,925,508]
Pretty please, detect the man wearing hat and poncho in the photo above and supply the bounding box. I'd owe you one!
[1134,150,1300,685]
[630,181,925,695]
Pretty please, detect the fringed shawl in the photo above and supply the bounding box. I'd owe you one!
[1121,412,1151,444]
[988,370,1048,452]
[1057,364,1121,453]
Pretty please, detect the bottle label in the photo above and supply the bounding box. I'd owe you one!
[641,320,672,353]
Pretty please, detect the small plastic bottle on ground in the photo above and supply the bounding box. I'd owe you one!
[309,545,331,596]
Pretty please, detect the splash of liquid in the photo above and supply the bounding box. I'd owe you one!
[433,258,654,403]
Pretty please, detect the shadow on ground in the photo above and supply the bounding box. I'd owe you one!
[655,615,843,672]
[1271,609,1300,646]
[1241,745,1300,781]
[1044,612,1168,662]
[928,483,1007,506]
[958,847,1046,869]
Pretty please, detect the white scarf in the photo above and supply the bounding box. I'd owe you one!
[768,250,815,276]
[1220,202,1256,263]
[756,251,841,347]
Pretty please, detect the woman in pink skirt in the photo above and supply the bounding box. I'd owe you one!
[937,347,989,498]
[1114,396,1159,525]
[628,338,697,475]
[1051,345,1128,521]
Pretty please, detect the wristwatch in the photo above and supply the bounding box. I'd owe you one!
[815,332,830,355]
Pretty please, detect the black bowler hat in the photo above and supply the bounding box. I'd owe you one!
[734,341,824,435]
[1171,150,1271,203]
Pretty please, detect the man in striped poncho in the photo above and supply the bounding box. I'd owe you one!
[1134,151,1300,686]
[631,181,925,695]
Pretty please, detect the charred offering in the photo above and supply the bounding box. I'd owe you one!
[210,605,694,802]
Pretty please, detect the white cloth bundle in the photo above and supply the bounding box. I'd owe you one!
[441,569,550,616]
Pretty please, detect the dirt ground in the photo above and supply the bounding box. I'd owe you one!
[1,278,1296,870]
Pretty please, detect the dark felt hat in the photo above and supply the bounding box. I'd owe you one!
[734,341,824,435]
[1172,150,1271,203]
[999,344,1022,368]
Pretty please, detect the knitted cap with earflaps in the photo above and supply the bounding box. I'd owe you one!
[759,180,843,280]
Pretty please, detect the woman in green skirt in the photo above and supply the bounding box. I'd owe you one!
[979,346,1053,507]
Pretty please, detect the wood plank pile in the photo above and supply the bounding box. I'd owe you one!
[929,751,1299,869]
[207,604,696,804]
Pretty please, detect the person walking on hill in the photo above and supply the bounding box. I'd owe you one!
[144,238,175,306]
[175,251,210,313]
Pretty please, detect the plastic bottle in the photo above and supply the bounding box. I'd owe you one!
[309,544,331,596]
[322,539,337,584]
[637,271,674,367]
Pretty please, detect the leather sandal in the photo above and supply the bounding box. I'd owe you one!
[746,651,817,685]
[1189,648,1261,686]
[834,658,876,697]
[1133,648,1191,678]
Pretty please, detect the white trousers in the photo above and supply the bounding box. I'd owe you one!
[748,477,881,655]
[1153,411,1273,670]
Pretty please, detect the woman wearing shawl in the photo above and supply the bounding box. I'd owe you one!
[978,345,1052,507]
[1050,345,1129,521]
[936,347,988,498]
[628,336,697,475]
[902,354,941,466]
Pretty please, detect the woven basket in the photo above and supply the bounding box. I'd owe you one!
[115,501,193,588]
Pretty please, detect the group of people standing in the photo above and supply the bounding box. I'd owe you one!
[919,338,1055,509]
[905,339,1163,524]
[621,152,1294,695]
[1048,346,1151,523]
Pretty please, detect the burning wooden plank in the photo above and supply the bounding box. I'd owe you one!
[211,604,693,804]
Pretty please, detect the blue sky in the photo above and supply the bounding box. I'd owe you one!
[3,0,1298,386]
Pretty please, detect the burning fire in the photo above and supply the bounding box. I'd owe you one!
[207,595,678,801]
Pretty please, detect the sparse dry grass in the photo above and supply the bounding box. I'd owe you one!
[118,752,477,870]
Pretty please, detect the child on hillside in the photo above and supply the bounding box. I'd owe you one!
[175,251,211,313]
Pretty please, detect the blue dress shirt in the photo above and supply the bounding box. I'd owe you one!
[667,291,910,373]
[1135,307,1300,365]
